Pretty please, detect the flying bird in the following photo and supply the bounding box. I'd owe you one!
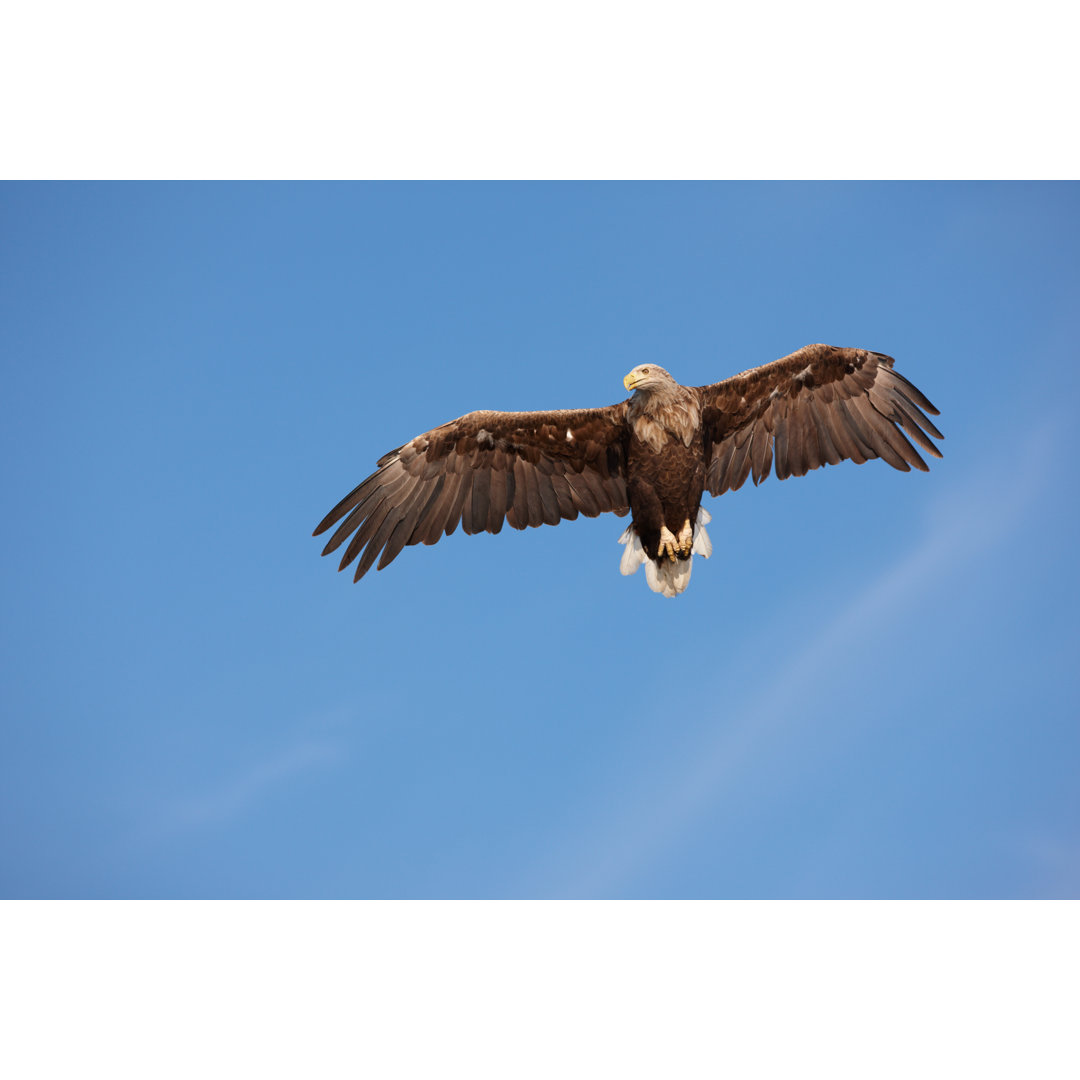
[314,344,942,596]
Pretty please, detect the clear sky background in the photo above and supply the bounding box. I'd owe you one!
[2,181,1077,899]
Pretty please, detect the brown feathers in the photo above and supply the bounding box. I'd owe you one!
[314,406,631,580]
[699,344,942,496]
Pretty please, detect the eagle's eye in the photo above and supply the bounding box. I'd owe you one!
[641,367,650,374]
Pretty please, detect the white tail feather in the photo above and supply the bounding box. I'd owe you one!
[617,524,647,575]
[617,507,713,597]
[692,508,712,559]
[645,555,693,597]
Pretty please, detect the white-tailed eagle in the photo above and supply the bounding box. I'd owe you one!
[314,344,942,596]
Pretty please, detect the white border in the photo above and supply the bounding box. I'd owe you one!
[3,2,1077,178]
[2,902,1077,1078]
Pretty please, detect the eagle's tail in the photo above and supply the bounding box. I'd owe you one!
[618,507,712,598]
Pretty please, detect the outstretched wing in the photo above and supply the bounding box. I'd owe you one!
[697,344,943,495]
[314,405,631,581]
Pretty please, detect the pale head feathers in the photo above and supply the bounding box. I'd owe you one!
[623,364,678,395]
[624,364,700,452]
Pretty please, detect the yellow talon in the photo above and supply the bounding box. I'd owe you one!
[658,526,678,561]
[677,519,694,556]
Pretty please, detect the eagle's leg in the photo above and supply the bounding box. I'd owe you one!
[677,518,694,556]
[657,525,679,562]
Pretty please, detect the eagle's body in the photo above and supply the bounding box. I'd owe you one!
[314,344,942,596]
[620,376,709,594]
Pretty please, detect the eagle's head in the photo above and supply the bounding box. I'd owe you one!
[623,364,676,395]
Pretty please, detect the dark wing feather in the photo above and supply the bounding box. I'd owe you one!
[314,404,630,580]
[697,344,943,496]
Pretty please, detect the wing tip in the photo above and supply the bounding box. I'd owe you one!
[313,510,338,537]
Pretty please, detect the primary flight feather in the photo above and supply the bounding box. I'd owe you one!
[314,344,943,596]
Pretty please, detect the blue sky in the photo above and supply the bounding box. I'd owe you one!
[2,182,1078,898]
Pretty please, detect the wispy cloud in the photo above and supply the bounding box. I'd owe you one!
[96,699,362,882]
[165,738,343,830]
[541,418,1063,897]
[114,734,348,860]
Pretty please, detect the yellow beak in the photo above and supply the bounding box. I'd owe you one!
[623,371,639,391]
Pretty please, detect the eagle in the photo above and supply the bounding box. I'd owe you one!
[314,344,942,597]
